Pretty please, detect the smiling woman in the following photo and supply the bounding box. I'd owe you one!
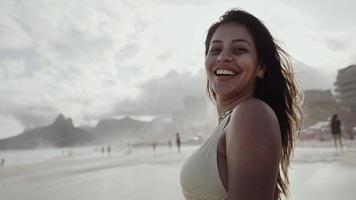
[205,22,260,104]
[180,9,302,200]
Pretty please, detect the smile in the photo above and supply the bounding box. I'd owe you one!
[214,69,238,76]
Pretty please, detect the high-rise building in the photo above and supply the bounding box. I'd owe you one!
[303,89,334,105]
[302,89,337,126]
[171,96,209,135]
[335,64,356,109]
[183,96,207,121]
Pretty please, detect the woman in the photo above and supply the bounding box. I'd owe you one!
[180,9,302,200]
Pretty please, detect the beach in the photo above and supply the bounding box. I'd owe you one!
[0,140,356,200]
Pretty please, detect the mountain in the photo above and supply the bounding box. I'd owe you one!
[78,116,171,143]
[0,114,172,150]
[293,61,334,90]
[91,116,156,141]
[0,114,96,149]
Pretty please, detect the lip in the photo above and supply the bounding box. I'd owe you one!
[214,73,240,82]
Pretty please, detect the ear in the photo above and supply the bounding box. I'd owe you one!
[257,63,266,78]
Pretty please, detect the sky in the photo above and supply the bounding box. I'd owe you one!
[0,0,355,139]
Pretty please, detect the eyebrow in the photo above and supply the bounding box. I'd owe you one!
[211,39,251,46]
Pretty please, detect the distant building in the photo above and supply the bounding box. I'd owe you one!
[172,96,207,126]
[303,89,334,105]
[171,96,210,138]
[302,89,337,127]
[183,96,207,121]
[335,64,356,110]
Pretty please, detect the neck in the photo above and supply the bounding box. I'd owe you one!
[216,92,254,115]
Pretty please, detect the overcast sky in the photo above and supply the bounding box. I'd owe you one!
[0,0,355,139]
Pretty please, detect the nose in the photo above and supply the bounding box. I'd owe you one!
[217,50,233,63]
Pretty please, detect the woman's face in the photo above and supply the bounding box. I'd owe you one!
[205,23,263,101]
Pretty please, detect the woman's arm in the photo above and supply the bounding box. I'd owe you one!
[225,99,282,200]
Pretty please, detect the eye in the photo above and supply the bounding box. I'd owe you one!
[233,48,247,54]
[209,48,222,54]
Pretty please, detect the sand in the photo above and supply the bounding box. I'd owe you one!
[0,140,356,200]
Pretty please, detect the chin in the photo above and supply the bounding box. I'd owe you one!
[214,89,239,99]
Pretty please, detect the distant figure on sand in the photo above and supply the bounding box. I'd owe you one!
[107,146,111,155]
[126,142,132,154]
[152,141,157,152]
[331,114,343,150]
[168,140,172,148]
[176,132,181,153]
[1,158,5,167]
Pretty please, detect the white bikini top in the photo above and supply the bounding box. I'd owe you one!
[180,114,231,200]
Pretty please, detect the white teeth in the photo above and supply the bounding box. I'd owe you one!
[215,69,236,76]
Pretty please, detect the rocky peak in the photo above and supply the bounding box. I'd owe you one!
[52,114,74,128]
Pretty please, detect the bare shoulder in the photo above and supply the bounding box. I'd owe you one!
[234,98,277,122]
[224,100,282,198]
[226,98,281,152]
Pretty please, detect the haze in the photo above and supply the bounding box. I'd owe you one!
[1,0,355,139]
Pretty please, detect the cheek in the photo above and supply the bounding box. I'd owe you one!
[204,57,209,69]
[239,57,259,74]
[205,56,214,72]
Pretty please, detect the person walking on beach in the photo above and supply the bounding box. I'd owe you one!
[152,141,157,153]
[180,9,302,200]
[168,140,173,153]
[0,158,5,167]
[101,146,105,155]
[168,140,172,148]
[126,142,132,154]
[176,132,181,153]
[107,145,111,155]
[331,114,343,150]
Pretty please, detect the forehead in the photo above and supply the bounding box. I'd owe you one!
[210,23,254,45]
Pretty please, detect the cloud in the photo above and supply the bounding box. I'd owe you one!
[1,0,354,139]
[0,11,32,48]
[0,115,24,138]
[122,0,215,6]
[110,60,335,118]
[285,0,356,30]
[352,55,356,64]
[11,105,59,128]
[0,0,149,134]
[0,59,27,78]
[325,37,348,52]
[115,42,141,61]
[111,69,207,116]
[156,51,173,62]
[49,34,115,63]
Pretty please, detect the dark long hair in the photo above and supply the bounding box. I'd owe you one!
[204,9,302,200]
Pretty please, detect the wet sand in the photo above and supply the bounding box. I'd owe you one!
[0,140,355,200]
